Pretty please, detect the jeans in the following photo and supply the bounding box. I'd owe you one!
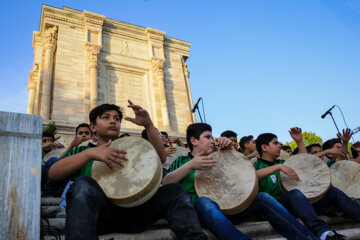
[194,193,318,240]
[65,176,207,240]
[313,186,360,222]
[278,189,330,237]
[59,181,73,208]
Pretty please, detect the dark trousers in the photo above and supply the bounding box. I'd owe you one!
[42,157,66,196]
[65,176,207,240]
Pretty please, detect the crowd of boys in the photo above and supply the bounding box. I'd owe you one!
[40,101,360,240]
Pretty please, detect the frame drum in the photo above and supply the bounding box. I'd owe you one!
[195,150,258,215]
[280,154,331,203]
[91,137,162,207]
[330,160,360,199]
[43,148,66,162]
[163,146,190,169]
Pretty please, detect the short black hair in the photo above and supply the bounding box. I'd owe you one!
[186,123,212,151]
[42,131,55,142]
[282,145,292,151]
[75,123,91,135]
[239,135,253,152]
[119,133,130,138]
[141,129,148,140]
[89,104,123,124]
[220,130,237,138]
[306,143,322,153]
[292,147,299,155]
[351,145,359,159]
[256,133,277,156]
[322,138,342,151]
[161,131,169,138]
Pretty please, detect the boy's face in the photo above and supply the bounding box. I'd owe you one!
[309,146,321,155]
[229,136,238,149]
[245,139,256,152]
[42,136,53,145]
[285,148,293,156]
[192,130,214,155]
[77,127,92,142]
[90,110,121,139]
[262,137,281,158]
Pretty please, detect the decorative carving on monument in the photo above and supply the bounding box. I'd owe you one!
[44,26,58,47]
[86,44,102,68]
[151,58,165,77]
[27,67,39,114]
[120,40,131,56]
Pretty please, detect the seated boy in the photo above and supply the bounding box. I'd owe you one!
[254,127,360,240]
[41,131,65,196]
[49,101,206,240]
[56,123,93,217]
[239,135,259,160]
[163,123,317,240]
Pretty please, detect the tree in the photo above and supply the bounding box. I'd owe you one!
[285,131,323,151]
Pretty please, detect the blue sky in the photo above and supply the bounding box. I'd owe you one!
[0,0,359,143]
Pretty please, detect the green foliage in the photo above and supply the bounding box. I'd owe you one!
[284,131,323,151]
[43,121,61,141]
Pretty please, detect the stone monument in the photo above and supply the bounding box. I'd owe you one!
[27,5,195,144]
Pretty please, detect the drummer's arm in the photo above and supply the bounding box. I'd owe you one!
[162,162,194,184]
[48,149,94,181]
[145,123,166,163]
[256,165,282,180]
[257,164,300,181]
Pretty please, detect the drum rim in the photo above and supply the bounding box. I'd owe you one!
[91,136,162,205]
[194,150,258,215]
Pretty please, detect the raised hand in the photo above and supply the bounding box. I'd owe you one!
[289,127,303,143]
[125,100,152,128]
[89,140,128,170]
[337,128,353,143]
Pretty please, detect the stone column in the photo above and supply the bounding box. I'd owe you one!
[86,44,101,110]
[152,58,171,131]
[26,67,38,114]
[181,56,196,123]
[40,26,57,120]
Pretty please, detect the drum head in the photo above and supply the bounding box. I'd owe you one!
[91,137,162,207]
[280,154,330,203]
[43,148,66,162]
[279,150,291,160]
[330,160,360,199]
[195,150,258,215]
[163,146,190,169]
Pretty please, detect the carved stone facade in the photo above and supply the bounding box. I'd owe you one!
[27,5,195,144]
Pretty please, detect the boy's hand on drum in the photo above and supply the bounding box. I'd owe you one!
[165,146,177,156]
[90,140,128,170]
[289,127,303,143]
[191,151,217,170]
[217,137,233,150]
[125,100,152,128]
[280,165,300,182]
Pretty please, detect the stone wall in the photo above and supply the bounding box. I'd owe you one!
[27,5,195,145]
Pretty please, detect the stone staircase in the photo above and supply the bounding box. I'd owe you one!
[41,197,360,240]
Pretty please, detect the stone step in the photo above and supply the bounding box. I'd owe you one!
[41,197,61,206]
[41,216,360,238]
[42,227,360,240]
